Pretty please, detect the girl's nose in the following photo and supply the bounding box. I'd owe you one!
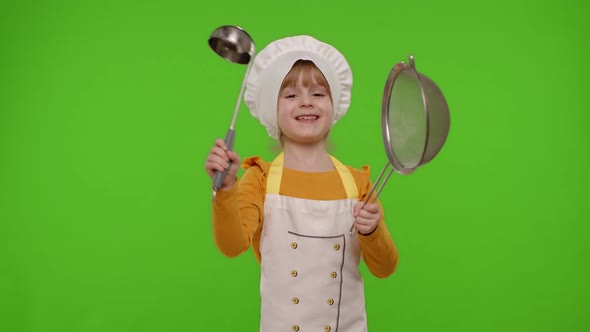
[299,94,312,107]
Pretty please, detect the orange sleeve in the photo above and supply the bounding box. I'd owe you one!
[211,157,266,258]
[352,166,399,278]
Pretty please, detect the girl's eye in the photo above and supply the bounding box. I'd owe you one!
[285,94,296,98]
[313,93,325,97]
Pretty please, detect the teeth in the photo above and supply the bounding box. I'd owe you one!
[296,115,318,120]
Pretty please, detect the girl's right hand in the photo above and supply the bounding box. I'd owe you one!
[205,139,241,190]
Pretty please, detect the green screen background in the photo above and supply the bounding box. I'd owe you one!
[1,0,588,331]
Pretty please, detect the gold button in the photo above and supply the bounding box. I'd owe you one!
[292,297,299,304]
[333,244,340,250]
[292,325,300,331]
[324,325,331,332]
[291,270,298,277]
[327,298,334,305]
[330,271,337,278]
[291,242,298,249]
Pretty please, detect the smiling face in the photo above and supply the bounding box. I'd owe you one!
[277,60,334,145]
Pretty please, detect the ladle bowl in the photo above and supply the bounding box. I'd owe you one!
[208,25,255,65]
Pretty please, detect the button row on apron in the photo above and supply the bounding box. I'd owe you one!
[289,242,339,330]
[290,270,337,278]
[290,242,341,251]
[290,297,335,305]
[291,324,332,331]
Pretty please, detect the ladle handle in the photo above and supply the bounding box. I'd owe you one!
[212,128,236,192]
[212,59,252,195]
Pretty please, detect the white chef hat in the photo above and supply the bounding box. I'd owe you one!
[244,35,353,140]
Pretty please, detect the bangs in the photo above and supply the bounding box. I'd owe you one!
[280,60,332,98]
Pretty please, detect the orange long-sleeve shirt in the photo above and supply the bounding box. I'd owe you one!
[212,156,399,278]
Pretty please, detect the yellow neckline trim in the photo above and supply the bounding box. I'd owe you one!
[266,152,358,199]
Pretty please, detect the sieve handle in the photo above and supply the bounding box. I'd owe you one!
[350,162,394,236]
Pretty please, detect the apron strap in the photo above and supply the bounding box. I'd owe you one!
[266,153,284,195]
[267,152,358,199]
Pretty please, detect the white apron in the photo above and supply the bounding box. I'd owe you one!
[259,152,367,332]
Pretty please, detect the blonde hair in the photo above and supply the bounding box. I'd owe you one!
[279,59,333,101]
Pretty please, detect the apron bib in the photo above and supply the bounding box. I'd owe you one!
[259,153,367,332]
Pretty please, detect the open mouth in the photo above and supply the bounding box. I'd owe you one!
[295,115,319,121]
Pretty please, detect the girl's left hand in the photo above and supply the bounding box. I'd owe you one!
[353,202,381,235]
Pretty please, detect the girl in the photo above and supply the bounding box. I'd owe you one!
[205,35,398,332]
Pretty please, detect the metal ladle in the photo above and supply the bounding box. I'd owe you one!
[208,25,256,197]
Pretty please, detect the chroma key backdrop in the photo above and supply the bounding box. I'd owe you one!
[1,0,588,331]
